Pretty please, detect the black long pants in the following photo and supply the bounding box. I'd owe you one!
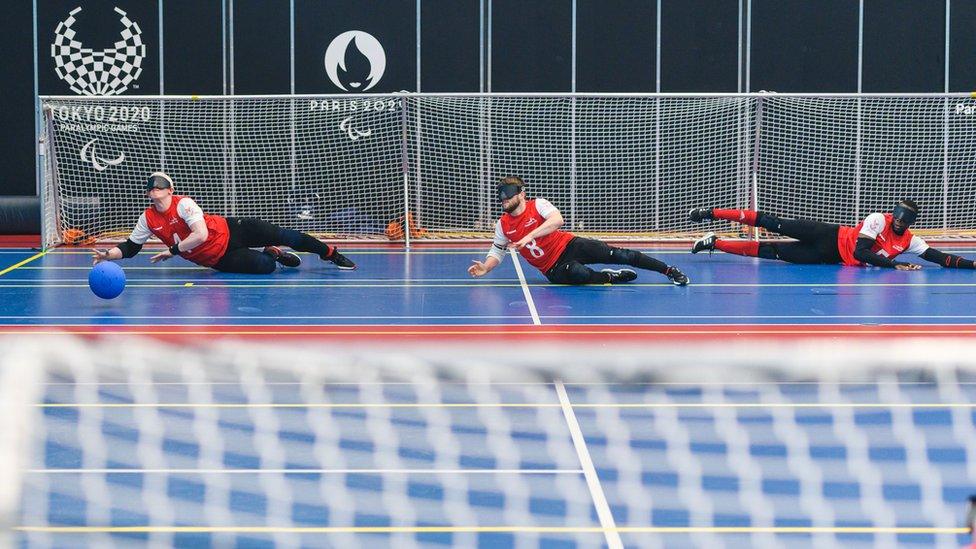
[756,213,843,264]
[545,237,669,284]
[211,218,332,274]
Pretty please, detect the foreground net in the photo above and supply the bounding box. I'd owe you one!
[39,93,976,248]
[3,335,975,548]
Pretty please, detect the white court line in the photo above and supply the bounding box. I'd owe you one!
[5,281,976,288]
[510,248,541,325]
[555,381,622,549]
[27,468,584,475]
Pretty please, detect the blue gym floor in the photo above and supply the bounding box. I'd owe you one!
[0,245,975,328]
[7,244,976,547]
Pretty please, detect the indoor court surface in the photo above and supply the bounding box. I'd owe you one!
[5,244,976,548]
[2,245,976,331]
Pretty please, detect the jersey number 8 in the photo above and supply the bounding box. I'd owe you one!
[524,240,545,258]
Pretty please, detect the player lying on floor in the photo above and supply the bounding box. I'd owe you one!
[91,172,356,273]
[468,176,689,285]
[689,200,975,270]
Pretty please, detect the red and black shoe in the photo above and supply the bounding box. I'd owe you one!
[325,249,357,270]
[263,246,302,268]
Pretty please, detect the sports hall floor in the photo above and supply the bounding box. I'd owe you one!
[1,244,975,333]
[5,243,976,547]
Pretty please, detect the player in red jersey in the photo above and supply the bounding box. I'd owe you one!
[467,176,689,285]
[91,172,356,273]
[687,200,975,270]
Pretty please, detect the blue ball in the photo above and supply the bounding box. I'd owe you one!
[89,261,126,300]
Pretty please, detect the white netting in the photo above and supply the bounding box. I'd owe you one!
[757,96,973,238]
[41,97,405,246]
[6,336,976,548]
[40,93,976,248]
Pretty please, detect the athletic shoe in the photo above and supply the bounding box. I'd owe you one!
[665,266,690,286]
[691,232,717,254]
[689,207,714,223]
[601,268,637,283]
[326,249,357,270]
[263,246,301,268]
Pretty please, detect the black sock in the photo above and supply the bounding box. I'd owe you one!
[633,254,668,274]
[615,247,668,274]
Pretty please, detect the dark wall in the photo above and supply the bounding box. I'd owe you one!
[163,1,223,95]
[751,0,859,93]
[1,1,36,197]
[421,0,480,92]
[490,0,572,92]
[950,2,976,92]
[660,0,739,92]
[576,0,654,92]
[862,0,945,92]
[234,0,289,94]
[5,0,966,201]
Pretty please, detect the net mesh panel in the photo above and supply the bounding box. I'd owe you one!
[42,97,404,245]
[7,336,976,548]
[758,97,969,237]
[41,94,976,247]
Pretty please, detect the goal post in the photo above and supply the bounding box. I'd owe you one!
[38,93,976,248]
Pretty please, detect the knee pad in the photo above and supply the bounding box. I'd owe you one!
[612,247,641,265]
[562,261,594,285]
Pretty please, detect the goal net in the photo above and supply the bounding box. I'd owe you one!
[39,93,976,248]
[5,335,976,547]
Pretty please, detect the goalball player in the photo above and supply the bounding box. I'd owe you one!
[91,172,357,273]
[688,200,976,270]
[468,176,689,285]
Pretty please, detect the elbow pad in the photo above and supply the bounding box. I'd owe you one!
[116,239,143,259]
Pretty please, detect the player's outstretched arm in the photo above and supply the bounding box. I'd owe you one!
[469,256,501,277]
[920,247,976,269]
[98,214,151,265]
[472,220,508,277]
[91,239,144,265]
[853,237,919,269]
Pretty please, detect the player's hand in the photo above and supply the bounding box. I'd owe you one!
[468,260,489,277]
[91,248,111,266]
[509,236,532,250]
[150,250,173,264]
[895,263,921,271]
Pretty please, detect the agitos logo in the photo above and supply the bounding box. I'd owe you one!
[323,31,386,91]
[51,6,146,96]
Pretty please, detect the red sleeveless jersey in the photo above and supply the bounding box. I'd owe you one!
[144,195,230,267]
[499,199,574,272]
[837,213,915,266]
